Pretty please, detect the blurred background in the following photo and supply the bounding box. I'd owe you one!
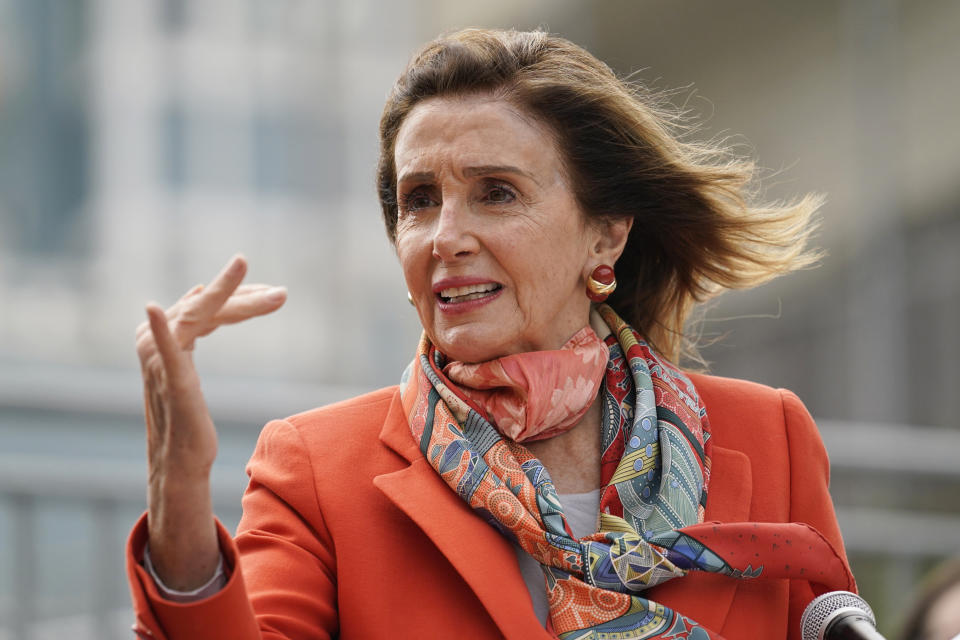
[1,0,958,637]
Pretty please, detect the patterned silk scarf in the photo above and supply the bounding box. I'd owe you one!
[400,305,855,639]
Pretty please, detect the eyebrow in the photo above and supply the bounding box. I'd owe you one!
[397,165,541,187]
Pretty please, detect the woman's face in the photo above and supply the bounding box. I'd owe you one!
[394,95,629,363]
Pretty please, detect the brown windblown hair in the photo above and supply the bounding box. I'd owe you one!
[377,28,822,365]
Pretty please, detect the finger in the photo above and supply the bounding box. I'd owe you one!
[188,255,248,322]
[147,303,187,377]
[212,286,287,326]
[136,327,158,367]
[231,283,274,296]
[172,283,205,310]
[135,320,150,343]
[136,284,206,343]
[162,285,204,323]
[184,281,276,301]
[169,284,274,329]
[174,283,205,304]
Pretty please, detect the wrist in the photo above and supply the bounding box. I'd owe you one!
[146,501,220,591]
[148,473,212,523]
[144,539,227,599]
[148,463,212,502]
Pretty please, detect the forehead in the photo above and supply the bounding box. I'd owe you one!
[394,96,562,176]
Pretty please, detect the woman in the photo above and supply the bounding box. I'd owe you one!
[127,28,855,639]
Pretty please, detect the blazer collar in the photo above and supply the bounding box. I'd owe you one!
[376,389,555,639]
[376,389,753,637]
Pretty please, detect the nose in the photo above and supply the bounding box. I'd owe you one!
[431,199,480,262]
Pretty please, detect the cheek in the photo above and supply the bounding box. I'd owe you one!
[513,248,574,308]
[533,227,586,276]
[395,234,427,285]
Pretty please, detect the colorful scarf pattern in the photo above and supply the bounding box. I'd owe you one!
[400,305,855,639]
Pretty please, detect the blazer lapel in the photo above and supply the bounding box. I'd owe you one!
[375,391,554,639]
[702,444,753,627]
[705,445,753,522]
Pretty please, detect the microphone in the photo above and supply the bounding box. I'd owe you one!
[800,590,886,640]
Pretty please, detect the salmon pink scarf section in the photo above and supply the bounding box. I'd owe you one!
[442,325,609,442]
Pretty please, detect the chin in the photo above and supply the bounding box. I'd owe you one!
[434,331,510,364]
[438,344,499,365]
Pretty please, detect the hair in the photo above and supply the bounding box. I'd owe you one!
[377,27,822,365]
[897,558,960,640]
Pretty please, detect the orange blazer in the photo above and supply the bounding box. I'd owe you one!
[126,373,852,639]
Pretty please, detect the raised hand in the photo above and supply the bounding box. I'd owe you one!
[135,254,286,590]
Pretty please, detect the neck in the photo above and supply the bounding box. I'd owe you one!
[524,393,602,494]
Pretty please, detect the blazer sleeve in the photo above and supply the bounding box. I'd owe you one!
[781,389,854,639]
[125,418,338,640]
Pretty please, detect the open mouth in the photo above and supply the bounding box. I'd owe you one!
[437,283,503,304]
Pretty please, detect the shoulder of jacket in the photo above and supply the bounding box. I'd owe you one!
[264,386,400,448]
[685,371,784,406]
[283,385,399,424]
[686,372,809,443]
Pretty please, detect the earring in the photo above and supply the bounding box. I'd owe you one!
[586,264,616,302]
[407,291,415,306]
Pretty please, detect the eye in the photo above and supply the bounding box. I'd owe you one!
[399,187,437,214]
[483,182,517,205]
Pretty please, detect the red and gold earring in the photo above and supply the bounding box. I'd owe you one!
[586,264,616,302]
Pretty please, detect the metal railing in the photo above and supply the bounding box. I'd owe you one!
[0,454,244,640]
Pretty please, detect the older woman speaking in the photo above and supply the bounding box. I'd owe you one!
[126,28,855,640]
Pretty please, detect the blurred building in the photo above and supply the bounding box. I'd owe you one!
[2,0,957,418]
[0,0,957,637]
[0,0,429,391]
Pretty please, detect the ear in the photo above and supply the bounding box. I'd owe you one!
[587,216,633,270]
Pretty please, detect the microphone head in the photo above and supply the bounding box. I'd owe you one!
[801,590,877,640]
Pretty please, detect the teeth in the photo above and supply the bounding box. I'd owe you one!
[439,283,499,298]
[454,291,494,302]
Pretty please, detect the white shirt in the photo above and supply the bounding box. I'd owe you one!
[513,488,602,625]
